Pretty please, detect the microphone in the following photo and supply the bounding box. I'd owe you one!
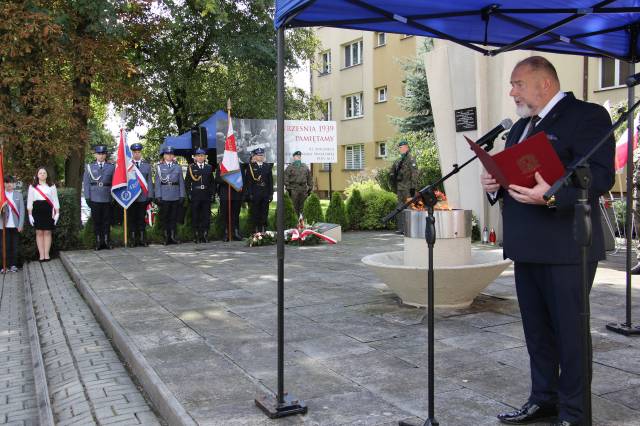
[626,72,640,87]
[475,118,513,147]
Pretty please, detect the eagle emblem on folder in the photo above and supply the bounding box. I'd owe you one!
[517,154,540,175]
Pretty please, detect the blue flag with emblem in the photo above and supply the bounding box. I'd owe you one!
[111,129,142,209]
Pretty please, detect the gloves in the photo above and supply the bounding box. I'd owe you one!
[29,215,34,226]
[85,199,93,209]
[268,198,273,203]
[53,212,59,225]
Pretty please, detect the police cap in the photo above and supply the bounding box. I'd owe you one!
[131,143,143,151]
[194,148,207,155]
[162,146,175,155]
[252,147,265,156]
[94,145,108,154]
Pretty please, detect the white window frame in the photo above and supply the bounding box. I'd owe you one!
[344,92,364,119]
[401,34,414,39]
[376,32,386,47]
[377,142,387,158]
[323,100,332,121]
[345,144,365,170]
[600,57,631,89]
[343,39,363,68]
[376,86,388,103]
[319,50,331,75]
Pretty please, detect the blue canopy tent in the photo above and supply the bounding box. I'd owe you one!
[264,1,640,424]
[160,110,228,156]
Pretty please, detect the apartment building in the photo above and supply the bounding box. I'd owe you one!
[311,28,423,197]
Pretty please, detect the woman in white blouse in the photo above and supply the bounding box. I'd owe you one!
[27,167,60,261]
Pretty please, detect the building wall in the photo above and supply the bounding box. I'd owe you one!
[311,28,419,195]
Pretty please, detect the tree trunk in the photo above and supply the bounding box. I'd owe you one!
[66,77,91,208]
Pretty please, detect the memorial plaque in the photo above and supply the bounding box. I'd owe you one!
[455,107,477,132]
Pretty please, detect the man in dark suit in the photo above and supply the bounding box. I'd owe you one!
[185,148,215,243]
[244,147,273,233]
[481,56,614,426]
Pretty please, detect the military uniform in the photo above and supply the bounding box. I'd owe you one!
[284,151,313,216]
[244,148,273,233]
[216,164,243,241]
[127,143,154,247]
[83,146,116,249]
[389,142,419,233]
[154,147,185,244]
[185,148,215,243]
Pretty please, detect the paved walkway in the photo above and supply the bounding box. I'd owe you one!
[59,232,640,425]
[0,271,38,425]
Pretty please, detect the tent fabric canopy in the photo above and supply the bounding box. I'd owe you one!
[275,0,640,62]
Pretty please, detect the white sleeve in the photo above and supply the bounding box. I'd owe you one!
[27,186,34,211]
[51,185,60,210]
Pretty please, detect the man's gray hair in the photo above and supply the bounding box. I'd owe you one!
[516,56,559,83]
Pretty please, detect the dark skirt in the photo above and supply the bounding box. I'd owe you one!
[33,200,55,230]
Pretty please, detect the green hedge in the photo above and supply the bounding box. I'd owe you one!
[269,192,297,230]
[345,189,365,230]
[19,187,81,262]
[325,192,348,229]
[303,193,323,225]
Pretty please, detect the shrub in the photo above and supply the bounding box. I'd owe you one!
[19,187,81,262]
[346,189,365,230]
[361,190,397,230]
[268,192,297,229]
[303,193,323,225]
[325,192,348,229]
[344,179,384,198]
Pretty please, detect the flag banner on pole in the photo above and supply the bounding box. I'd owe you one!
[614,112,640,172]
[111,129,142,209]
[0,147,6,210]
[220,110,243,192]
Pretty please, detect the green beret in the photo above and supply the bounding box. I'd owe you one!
[293,151,302,156]
[397,140,409,147]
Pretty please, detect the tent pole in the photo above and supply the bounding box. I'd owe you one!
[255,26,307,419]
[607,57,640,336]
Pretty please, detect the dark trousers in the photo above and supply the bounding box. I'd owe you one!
[290,190,307,216]
[191,199,212,232]
[91,202,112,236]
[160,200,180,233]
[514,261,598,423]
[219,198,241,231]
[127,201,148,232]
[250,197,270,230]
[0,228,18,268]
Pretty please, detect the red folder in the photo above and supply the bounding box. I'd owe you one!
[466,132,565,189]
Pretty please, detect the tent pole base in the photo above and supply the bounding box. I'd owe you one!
[399,418,439,426]
[606,322,640,336]
[255,394,307,419]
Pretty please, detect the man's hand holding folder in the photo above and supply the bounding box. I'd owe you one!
[471,132,565,205]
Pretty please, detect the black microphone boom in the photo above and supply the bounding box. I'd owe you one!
[475,118,513,147]
[626,72,640,87]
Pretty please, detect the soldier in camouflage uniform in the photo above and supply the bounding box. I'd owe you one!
[389,140,419,234]
[633,151,640,274]
[284,151,313,217]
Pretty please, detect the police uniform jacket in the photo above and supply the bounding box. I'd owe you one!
[133,159,154,203]
[154,162,185,202]
[244,162,273,200]
[185,162,215,201]
[83,162,115,203]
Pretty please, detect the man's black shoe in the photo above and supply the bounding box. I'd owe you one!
[631,263,640,275]
[497,402,557,424]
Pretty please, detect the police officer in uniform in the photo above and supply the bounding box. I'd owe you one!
[128,143,153,247]
[185,148,215,243]
[244,148,273,233]
[284,151,313,216]
[389,140,419,234]
[154,146,185,245]
[83,145,116,250]
[216,163,243,242]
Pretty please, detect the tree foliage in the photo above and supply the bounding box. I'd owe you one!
[127,0,320,154]
[391,39,434,133]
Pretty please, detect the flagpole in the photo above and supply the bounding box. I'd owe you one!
[227,99,233,241]
[1,144,5,272]
[124,208,128,247]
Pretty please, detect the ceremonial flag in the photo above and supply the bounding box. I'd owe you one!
[111,129,142,208]
[0,147,6,210]
[614,112,640,171]
[220,111,243,191]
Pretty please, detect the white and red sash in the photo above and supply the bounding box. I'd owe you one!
[33,185,57,214]
[286,228,336,244]
[4,194,19,219]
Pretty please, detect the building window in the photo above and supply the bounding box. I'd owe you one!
[344,39,363,68]
[377,142,387,157]
[319,50,331,75]
[601,58,631,89]
[322,100,332,120]
[345,92,364,119]
[376,32,386,47]
[376,86,388,103]
[345,144,365,170]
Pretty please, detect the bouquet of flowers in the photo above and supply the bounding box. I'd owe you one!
[284,214,336,246]
[247,231,277,247]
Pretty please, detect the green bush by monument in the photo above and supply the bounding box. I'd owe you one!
[325,192,348,229]
[303,193,323,225]
[346,189,365,230]
[268,192,297,230]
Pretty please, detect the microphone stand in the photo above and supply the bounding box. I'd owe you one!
[543,97,640,426]
[385,137,497,426]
